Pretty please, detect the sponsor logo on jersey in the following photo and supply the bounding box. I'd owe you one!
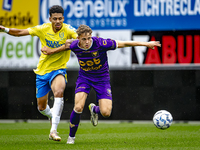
[45,39,64,48]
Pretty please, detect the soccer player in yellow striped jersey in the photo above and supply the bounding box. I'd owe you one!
[0,5,77,141]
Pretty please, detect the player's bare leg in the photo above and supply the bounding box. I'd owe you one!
[37,93,52,119]
[99,99,112,118]
[37,94,55,139]
[49,75,66,141]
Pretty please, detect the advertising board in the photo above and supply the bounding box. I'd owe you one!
[132,30,200,67]
[0,0,39,29]
[1,0,200,69]
[40,0,200,31]
[0,30,132,69]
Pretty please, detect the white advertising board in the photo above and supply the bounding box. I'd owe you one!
[0,34,40,69]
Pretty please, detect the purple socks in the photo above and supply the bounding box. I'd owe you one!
[69,105,100,137]
[93,105,100,114]
[69,110,81,137]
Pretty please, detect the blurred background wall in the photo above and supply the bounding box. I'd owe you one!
[1,0,200,121]
[1,69,200,121]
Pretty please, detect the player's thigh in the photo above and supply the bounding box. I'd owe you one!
[37,93,49,110]
[99,99,112,117]
[50,69,67,95]
[51,74,66,94]
[74,92,88,112]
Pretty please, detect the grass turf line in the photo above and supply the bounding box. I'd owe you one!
[0,122,200,150]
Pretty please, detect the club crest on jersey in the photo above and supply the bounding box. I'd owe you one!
[91,51,99,57]
[59,32,64,38]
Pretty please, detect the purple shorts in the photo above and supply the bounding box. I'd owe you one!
[75,76,112,102]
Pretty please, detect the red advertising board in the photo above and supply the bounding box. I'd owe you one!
[132,31,200,66]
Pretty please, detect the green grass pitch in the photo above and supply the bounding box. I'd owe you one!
[0,121,200,150]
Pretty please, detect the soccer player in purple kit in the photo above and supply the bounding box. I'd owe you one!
[41,24,161,144]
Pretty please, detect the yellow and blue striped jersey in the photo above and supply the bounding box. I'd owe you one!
[28,23,77,75]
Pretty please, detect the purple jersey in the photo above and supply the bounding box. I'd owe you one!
[70,36,117,81]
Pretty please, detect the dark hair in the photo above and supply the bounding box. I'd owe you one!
[49,5,64,16]
[76,24,92,36]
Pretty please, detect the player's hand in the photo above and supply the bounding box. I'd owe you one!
[41,46,53,55]
[0,25,5,32]
[148,41,161,49]
[65,39,77,49]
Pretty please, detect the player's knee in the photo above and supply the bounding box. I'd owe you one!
[100,105,112,117]
[102,111,111,118]
[74,105,84,113]
[38,104,46,111]
[101,109,111,118]
[53,90,64,97]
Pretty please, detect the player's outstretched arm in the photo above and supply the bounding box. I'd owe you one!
[116,40,161,49]
[0,25,29,36]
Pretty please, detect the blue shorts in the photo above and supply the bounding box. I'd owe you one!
[36,69,67,98]
[75,76,112,102]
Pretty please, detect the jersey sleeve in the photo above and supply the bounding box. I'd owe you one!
[98,37,117,51]
[69,40,78,51]
[67,25,78,39]
[28,25,42,37]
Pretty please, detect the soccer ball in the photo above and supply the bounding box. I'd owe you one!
[153,110,173,129]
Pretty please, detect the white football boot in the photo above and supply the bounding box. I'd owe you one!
[49,130,61,141]
[66,136,75,144]
[88,103,98,126]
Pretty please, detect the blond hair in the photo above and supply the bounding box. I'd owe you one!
[76,24,92,36]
